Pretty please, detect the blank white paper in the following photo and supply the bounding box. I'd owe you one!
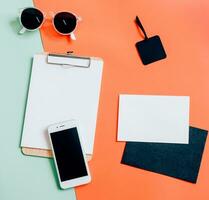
[118,95,190,144]
[21,54,103,155]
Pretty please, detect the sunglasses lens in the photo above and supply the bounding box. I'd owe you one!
[54,12,77,34]
[21,8,44,30]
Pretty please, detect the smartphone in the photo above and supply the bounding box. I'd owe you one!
[48,120,91,189]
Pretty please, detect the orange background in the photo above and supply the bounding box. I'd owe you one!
[34,0,209,199]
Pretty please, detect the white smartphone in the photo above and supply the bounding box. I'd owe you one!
[48,120,91,189]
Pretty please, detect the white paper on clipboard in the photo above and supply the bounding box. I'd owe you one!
[21,54,103,155]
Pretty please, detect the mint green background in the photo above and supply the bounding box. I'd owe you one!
[0,1,76,199]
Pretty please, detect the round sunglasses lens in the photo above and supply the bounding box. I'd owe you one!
[21,8,44,30]
[54,12,77,34]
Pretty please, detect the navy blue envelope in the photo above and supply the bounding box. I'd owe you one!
[121,127,207,183]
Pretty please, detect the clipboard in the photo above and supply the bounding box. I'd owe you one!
[22,147,92,161]
[21,53,104,161]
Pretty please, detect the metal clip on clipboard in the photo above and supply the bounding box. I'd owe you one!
[47,52,91,68]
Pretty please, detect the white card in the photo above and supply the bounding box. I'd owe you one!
[118,95,190,143]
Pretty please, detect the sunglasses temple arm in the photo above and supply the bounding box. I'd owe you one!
[77,16,82,21]
[19,27,26,34]
[70,32,76,40]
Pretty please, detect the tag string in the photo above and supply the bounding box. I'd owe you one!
[135,16,148,40]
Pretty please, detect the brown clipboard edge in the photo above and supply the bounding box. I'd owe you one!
[21,147,92,161]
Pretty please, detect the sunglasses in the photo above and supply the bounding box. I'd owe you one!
[19,7,81,40]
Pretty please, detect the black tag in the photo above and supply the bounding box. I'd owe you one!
[135,16,167,65]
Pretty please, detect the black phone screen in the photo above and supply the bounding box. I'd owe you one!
[50,127,88,182]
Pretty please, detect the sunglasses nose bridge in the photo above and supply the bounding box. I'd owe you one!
[47,11,55,18]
